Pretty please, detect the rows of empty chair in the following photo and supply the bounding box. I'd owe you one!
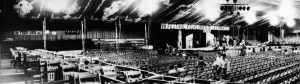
[274,37,300,44]
[9,46,300,84]
[8,47,164,84]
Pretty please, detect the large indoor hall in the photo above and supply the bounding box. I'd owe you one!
[1,0,300,84]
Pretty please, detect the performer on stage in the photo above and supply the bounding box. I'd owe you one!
[194,40,201,48]
[214,37,220,47]
[221,35,226,47]
[224,35,231,47]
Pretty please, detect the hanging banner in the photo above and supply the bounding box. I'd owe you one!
[161,24,230,30]
[14,30,43,35]
[65,30,82,34]
[293,30,300,33]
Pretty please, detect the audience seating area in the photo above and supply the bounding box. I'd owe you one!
[274,37,300,44]
[7,46,300,84]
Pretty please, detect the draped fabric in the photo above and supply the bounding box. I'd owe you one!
[13,30,144,40]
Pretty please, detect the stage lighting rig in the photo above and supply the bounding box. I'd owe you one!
[220,0,250,15]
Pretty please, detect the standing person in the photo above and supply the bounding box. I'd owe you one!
[214,37,220,47]
[225,35,231,47]
[221,35,226,47]
[197,56,207,70]
[213,53,230,80]
[194,40,201,48]
[218,54,230,80]
[212,52,222,79]
[181,52,187,59]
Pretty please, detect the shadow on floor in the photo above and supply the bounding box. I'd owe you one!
[0,74,29,83]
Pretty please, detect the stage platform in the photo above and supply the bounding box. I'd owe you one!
[177,45,296,56]
[178,46,243,51]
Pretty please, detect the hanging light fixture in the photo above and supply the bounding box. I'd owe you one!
[220,0,250,15]
[242,6,246,10]
[233,0,237,3]
[239,6,243,10]
[247,6,250,11]
[230,11,234,15]
[237,12,240,15]
[220,6,224,10]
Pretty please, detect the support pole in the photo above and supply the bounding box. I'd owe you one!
[118,20,121,50]
[0,43,1,74]
[254,27,256,41]
[178,30,182,49]
[147,21,150,46]
[43,18,46,50]
[237,26,240,38]
[145,23,148,46]
[84,18,86,51]
[118,20,122,39]
[280,22,284,39]
[81,20,85,52]
[115,22,118,50]
[232,26,234,37]
[115,22,118,39]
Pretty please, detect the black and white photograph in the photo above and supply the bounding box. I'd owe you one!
[0,0,300,84]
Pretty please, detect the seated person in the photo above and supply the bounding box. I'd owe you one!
[90,60,104,74]
[168,65,178,76]
[268,47,272,51]
[292,48,299,53]
[177,64,186,72]
[181,52,187,57]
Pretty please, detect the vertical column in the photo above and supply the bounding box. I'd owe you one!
[254,27,256,40]
[145,23,147,46]
[118,20,122,39]
[246,26,249,41]
[232,26,234,37]
[115,22,118,39]
[268,32,271,42]
[281,29,285,39]
[81,21,85,52]
[43,18,46,50]
[148,21,150,46]
[115,22,118,50]
[118,20,121,50]
[84,18,87,51]
[237,26,240,38]
[0,43,1,74]
[178,30,182,49]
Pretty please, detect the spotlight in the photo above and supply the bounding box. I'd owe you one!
[230,11,234,15]
[228,6,233,11]
[237,12,240,15]
[224,6,228,11]
[247,6,250,10]
[233,0,237,3]
[220,6,224,10]
[239,6,243,10]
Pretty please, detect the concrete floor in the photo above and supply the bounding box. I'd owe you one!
[0,54,28,84]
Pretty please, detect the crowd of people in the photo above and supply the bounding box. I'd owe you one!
[206,35,245,47]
